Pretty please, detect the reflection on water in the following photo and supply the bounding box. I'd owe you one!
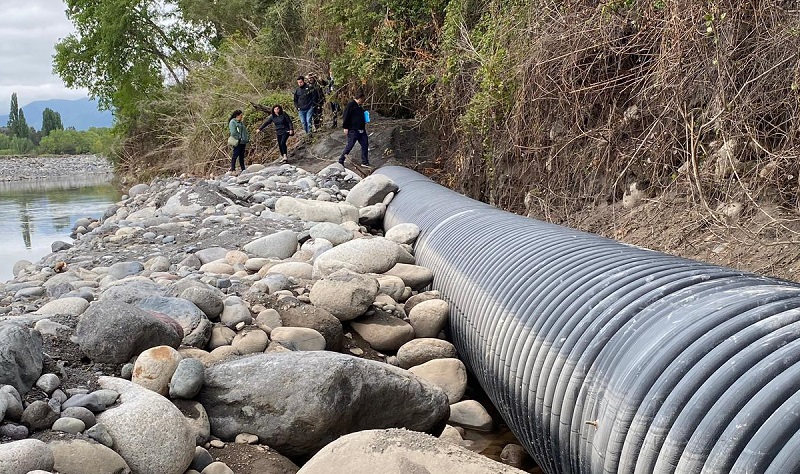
[0,174,119,282]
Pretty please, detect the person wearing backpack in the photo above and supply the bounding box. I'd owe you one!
[337,92,371,169]
[228,109,250,173]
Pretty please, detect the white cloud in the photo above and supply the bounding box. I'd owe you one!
[0,1,88,107]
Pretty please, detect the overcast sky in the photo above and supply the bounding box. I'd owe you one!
[0,1,89,107]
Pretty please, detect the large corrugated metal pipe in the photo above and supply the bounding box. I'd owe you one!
[378,166,800,474]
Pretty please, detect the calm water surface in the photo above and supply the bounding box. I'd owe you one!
[0,175,119,282]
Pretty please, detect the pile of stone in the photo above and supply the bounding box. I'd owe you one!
[0,163,532,474]
[0,155,113,182]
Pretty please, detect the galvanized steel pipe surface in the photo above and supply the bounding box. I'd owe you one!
[378,166,800,474]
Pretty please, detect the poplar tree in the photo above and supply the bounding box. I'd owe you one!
[7,93,19,135]
[16,110,29,140]
[42,108,64,137]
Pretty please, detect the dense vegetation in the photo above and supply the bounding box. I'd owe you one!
[54,1,800,221]
[2,92,117,156]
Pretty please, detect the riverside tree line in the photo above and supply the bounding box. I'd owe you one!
[2,92,116,157]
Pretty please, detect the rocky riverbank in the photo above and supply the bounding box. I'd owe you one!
[0,155,113,182]
[0,163,537,473]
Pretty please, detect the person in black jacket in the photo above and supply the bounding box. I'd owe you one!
[293,76,319,136]
[306,73,326,131]
[255,105,294,163]
[337,92,371,167]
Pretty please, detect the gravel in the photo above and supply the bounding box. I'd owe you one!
[0,155,114,182]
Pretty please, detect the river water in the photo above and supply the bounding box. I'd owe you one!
[0,175,119,282]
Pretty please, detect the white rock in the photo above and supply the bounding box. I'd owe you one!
[344,175,398,208]
[35,297,89,316]
[0,439,54,474]
[275,197,358,224]
[385,223,420,245]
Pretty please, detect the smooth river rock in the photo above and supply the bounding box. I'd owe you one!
[198,352,450,457]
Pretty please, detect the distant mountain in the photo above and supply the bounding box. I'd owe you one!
[0,98,114,131]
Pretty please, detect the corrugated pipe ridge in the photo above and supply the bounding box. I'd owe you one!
[378,166,800,474]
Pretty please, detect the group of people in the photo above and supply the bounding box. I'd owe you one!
[226,71,371,173]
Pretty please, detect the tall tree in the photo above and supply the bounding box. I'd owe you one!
[7,93,19,135]
[42,108,64,137]
[53,0,206,124]
[16,110,29,140]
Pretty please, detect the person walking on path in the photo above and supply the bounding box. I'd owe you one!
[293,76,319,136]
[228,109,250,172]
[338,92,371,168]
[255,105,294,163]
[326,69,341,128]
[307,73,326,131]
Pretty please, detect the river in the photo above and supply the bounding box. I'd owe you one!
[0,174,120,282]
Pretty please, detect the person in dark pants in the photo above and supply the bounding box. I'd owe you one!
[293,76,319,136]
[306,73,326,131]
[338,92,371,168]
[255,105,294,163]
[228,109,249,172]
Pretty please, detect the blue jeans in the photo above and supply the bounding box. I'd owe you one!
[339,130,369,165]
[298,108,314,134]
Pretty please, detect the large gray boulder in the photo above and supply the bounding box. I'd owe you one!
[76,301,182,363]
[297,429,526,474]
[309,270,379,321]
[97,377,194,474]
[313,237,404,278]
[344,175,398,208]
[135,296,212,347]
[0,322,43,395]
[275,196,358,224]
[199,352,449,457]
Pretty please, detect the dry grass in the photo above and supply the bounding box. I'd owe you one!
[436,1,800,223]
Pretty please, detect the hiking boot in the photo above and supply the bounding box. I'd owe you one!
[361,163,374,170]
